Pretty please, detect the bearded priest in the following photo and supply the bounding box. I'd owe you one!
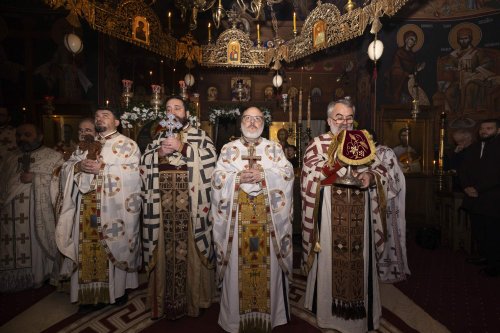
[141,96,217,320]
[211,106,294,333]
[56,107,142,312]
[301,97,409,333]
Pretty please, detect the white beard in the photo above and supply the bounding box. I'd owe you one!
[241,125,263,139]
[330,123,353,135]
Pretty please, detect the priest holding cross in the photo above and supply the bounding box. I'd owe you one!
[211,106,294,333]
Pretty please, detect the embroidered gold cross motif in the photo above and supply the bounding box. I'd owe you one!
[248,195,257,215]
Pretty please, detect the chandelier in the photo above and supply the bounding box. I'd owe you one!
[44,0,410,69]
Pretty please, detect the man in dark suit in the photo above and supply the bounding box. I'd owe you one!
[459,119,500,277]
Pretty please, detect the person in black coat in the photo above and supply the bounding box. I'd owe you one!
[459,119,500,277]
[448,129,474,191]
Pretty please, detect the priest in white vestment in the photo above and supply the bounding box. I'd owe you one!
[211,107,294,333]
[301,98,409,333]
[56,108,142,310]
[0,123,63,291]
[141,96,217,320]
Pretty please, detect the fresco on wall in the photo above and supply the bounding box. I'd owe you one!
[385,24,430,105]
[434,22,499,114]
[380,12,500,116]
[399,0,499,20]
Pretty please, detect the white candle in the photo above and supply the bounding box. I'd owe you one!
[293,12,297,32]
[168,12,172,32]
[208,22,211,42]
[298,89,302,124]
[307,95,311,129]
[257,24,260,44]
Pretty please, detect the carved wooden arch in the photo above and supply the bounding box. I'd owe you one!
[201,27,267,68]
[91,0,176,59]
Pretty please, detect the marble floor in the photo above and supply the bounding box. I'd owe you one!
[0,274,449,333]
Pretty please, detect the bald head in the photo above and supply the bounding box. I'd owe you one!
[452,129,472,147]
[78,118,96,141]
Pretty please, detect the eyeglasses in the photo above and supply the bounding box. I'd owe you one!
[242,115,264,124]
[331,115,354,124]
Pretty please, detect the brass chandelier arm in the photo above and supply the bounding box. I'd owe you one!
[43,0,410,69]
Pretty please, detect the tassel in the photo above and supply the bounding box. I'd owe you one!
[332,299,366,320]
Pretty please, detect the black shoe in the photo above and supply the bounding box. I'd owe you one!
[78,303,107,313]
[78,304,94,314]
[466,257,487,265]
[114,293,128,306]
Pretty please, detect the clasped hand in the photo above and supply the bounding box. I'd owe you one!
[464,186,478,198]
[240,168,261,184]
[20,172,34,183]
[158,137,181,157]
[352,171,374,189]
[80,157,103,174]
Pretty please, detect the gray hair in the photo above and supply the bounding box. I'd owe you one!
[327,96,356,117]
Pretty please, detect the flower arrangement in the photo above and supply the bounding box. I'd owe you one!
[208,106,272,125]
[120,103,199,129]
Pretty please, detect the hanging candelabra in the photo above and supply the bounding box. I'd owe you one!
[121,79,134,108]
[43,95,55,115]
[150,84,162,116]
[436,111,447,191]
[179,80,189,100]
[411,73,421,120]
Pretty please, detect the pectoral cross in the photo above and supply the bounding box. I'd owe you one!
[242,143,261,169]
[18,153,34,172]
[160,113,183,137]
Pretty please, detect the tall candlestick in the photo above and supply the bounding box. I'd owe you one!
[307,95,311,129]
[257,24,260,45]
[298,88,302,124]
[172,67,176,94]
[438,112,446,171]
[168,12,172,32]
[160,60,164,85]
[60,116,65,142]
[289,97,293,127]
[293,12,297,33]
[208,22,211,42]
